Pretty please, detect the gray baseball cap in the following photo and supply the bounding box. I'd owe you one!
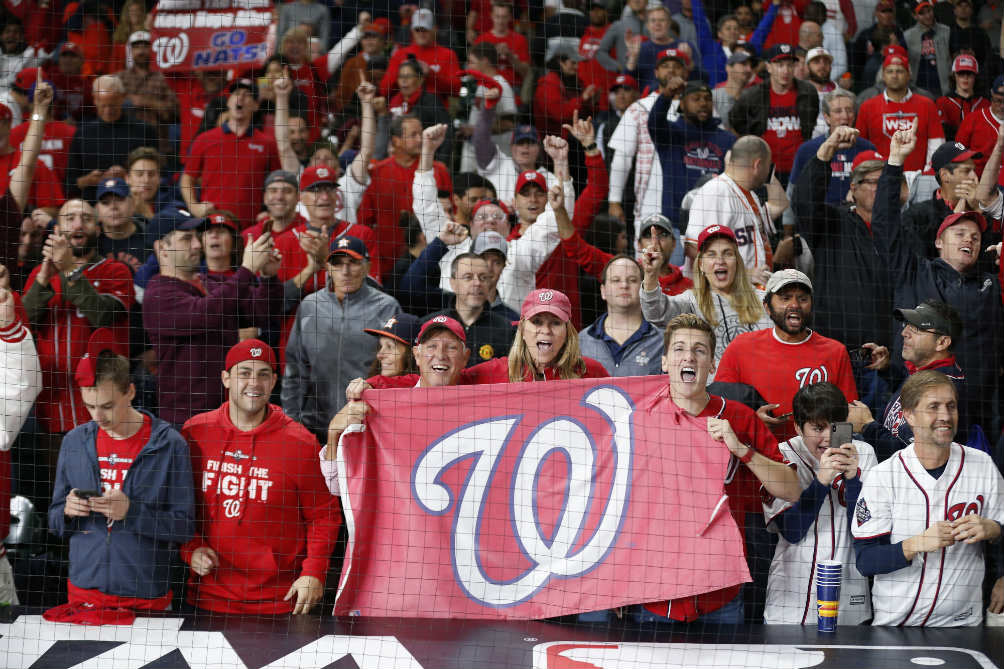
[765,268,813,295]
[472,230,509,258]
[264,170,299,188]
[638,213,673,235]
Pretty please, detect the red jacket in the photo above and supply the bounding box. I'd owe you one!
[956,106,1003,185]
[532,70,592,139]
[514,152,608,329]
[181,403,341,614]
[381,43,462,107]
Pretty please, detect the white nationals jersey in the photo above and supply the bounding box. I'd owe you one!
[608,93,667,232]
[852,443,1004,627]
[763,437,877,625]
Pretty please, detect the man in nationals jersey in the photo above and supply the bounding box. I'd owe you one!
[637,313,800,625]
[853,370,1004,626]
[856,51,944,172]
[763,382,877,625]
[956,75,1004,180]
[715,269,857,441]
[47,336,194,620]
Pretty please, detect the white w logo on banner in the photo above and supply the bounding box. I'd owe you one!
[411,386,634,607]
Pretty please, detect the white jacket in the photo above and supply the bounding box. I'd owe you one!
[0,317,42,450]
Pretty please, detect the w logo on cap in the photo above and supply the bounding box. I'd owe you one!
[433,315,449,323]
[384,316,398,328]
[955,142,965,150]
[523,171,536,179]
[250,347,262,357]
[538,290,554,302]
[707,225,720,234]
[317,168,329,177]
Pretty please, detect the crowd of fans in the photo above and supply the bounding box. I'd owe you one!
[0,0,1002,630]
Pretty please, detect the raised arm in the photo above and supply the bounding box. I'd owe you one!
[273,71,301,174]
[11,69,52,211]
[350,75,378,186]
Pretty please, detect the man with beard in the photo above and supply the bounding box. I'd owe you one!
[803,48,836,137]
[715,269,858,440]
[649,78,736,225]
[115,31,177,153]
[856,50,944,172]
[23,198,134,463]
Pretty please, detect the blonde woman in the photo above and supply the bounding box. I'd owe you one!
[641,224,771,374]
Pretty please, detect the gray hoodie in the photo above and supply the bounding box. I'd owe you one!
[595,10,646,73]
[281,282,400,435]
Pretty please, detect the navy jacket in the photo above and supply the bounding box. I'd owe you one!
[48,415,195,600]
[648,93,735,224]
[872,163,1003,433]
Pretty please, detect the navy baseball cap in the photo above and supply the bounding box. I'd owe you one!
[229,77,259,99]
[511,124,539,144]
[993,75,1004,96]
[365,313,423,346]
[931,141,982,173]
[328,235,369,261]
[765,44,796,62]
[96,177,129,200]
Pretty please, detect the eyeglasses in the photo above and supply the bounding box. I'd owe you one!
[474,211,507,222]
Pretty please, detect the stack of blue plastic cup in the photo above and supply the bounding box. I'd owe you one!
[816,560,842,632]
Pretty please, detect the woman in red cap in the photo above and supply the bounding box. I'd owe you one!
[359,289,607,391]
[639,224,771,375]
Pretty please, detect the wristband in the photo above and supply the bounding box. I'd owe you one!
[739,446,754,464]
[583,142,598,152]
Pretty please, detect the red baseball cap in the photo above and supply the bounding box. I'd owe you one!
[851,150,885,171]
[657,47,691,68]
[12,68,36,93]
[610,74,639,91]
[363,18,390,35]
[471,198,512,220]
[952,53,978,74]
[300,165,338,191]
[936,211,987,238]
[73,328,129,388]
[521,288,572,323]
[199,212,238,233]
[59,41,83,57]
[417,315,467,344]
[515,170,547,194]
[883,53,909,71]
[914,0,933,13]
[225,338,277,372]
[697,224,738,251]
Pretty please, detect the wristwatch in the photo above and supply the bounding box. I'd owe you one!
[31,113,44,122]
[64,266,85,283]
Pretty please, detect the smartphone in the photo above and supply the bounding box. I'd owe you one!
[305,222,323,234]
[847,346,872,365]
[74,489,101,500]
[830,421,853,449]
[261,219,273,236]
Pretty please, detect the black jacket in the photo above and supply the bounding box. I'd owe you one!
[728,76,819,144]
[793,156,894,347]
[873,162,1003,432]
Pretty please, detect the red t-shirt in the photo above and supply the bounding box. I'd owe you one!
[0,150,64,209]
[9,120,77,186]
[715,328,858,441]
[474,30,531,89]
[357,157,452,281]
[856,90,944,172]
[762,89,801,173]
[183,124,281,228]
[96,414,152,492]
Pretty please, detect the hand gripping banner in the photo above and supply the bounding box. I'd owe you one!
[334,375,751,619]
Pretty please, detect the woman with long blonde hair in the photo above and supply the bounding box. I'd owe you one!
[640,225,771,375]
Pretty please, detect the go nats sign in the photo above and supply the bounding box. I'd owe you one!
[334,376,751,620]
[150,0,272,72]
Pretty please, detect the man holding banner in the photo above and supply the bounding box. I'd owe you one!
[636,313,801,625]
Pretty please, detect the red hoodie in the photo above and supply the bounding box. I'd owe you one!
[181,404,341,614]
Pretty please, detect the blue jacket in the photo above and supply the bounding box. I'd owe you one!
[692,0,776,87]
[48,414,195,600]
[648,93,735,224]
[873,163,1003,436]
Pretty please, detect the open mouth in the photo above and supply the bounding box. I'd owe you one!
[785,310,803,327]
[960,246,973,257]
[430,363,450,373]
[713,269,728,281]
[680,366,696,383]
[536,341,553,355]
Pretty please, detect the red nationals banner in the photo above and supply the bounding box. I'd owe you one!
[150,0,272,72]
[334,376,752,620]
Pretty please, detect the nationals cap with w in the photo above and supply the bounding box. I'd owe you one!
[225,338,277,372]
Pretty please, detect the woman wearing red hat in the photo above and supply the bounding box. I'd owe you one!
[640,224,771,374]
